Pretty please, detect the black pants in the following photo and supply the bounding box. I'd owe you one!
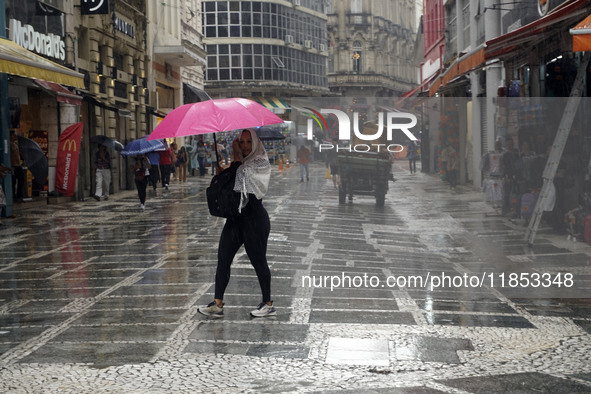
[12,165,24,199]
[160,164,171,186]
[149,166,160,189]
[215,201,271,303]
[408,159,417,173]
[135,178,148,204]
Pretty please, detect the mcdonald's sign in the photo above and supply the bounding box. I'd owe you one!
[62,138,77,152]
[56,123,83,196]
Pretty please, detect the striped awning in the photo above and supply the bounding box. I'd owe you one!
[249,96,290,110]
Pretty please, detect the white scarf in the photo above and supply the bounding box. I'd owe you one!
[233,129,271,212]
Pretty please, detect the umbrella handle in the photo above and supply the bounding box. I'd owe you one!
[213,133,220,165]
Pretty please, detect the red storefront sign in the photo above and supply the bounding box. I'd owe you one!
[55,122,83,196]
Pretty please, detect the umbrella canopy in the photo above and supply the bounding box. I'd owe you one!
[90,135,124,151]
[147,98,284,141]
[120,136,166,156]
[17,136,48,183]
[254,127,286,141]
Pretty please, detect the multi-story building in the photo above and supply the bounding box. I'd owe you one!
[1,0,87,212]
[147,1,207,118]
[76,0,149,194]
[0,0,208,214]
[201,0,330,110]
[327,0,418,97]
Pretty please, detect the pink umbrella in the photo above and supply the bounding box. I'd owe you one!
[147,97,284,141]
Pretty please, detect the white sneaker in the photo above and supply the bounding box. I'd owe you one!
[198,301,224,317]
[250,302,276,317]
[140,204,145,210]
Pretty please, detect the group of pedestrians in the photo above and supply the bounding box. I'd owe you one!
[92,140,194,210]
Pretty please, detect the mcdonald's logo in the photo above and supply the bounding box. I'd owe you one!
[62,139,77,151]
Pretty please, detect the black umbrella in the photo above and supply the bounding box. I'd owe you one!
[90,135,124,151]
[17,136,48,184]
[254,127,286,141]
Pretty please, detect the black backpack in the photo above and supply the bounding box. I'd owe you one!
[206,162,241,218]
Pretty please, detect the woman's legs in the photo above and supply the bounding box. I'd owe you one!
[215,220,243,302]
[242,208,272,303]
[135,178,148,204]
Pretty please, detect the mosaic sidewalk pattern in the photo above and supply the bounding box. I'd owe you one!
[0,162,590,393]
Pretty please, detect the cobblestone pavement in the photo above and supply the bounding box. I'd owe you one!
[0,161,590,393]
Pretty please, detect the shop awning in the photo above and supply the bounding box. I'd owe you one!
[485,0,591,59]
[570,13,591,52]
[427,0,591,96]
[398,71,440,104]
[429,46,485,96]
[34,79,82,105]
[0,37,84,88]
[249,96,290,111]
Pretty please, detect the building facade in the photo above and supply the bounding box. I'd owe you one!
[327,0,418,97]
[201,0,330,103]
[75,0,148,194]
[0,0,209,216]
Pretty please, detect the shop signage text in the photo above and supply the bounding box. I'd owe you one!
[114,16,135,39]
[9,19,65,61]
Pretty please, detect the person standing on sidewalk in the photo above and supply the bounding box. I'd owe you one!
[198,129,276,318]
[297,144,311,182]
[159,141,173,190]
[131,155,151,210]
[92,145,111,201]
[195,140,208,176]
[176,146,189,182]
[147,151,160,191]
[406,140,418,173]
[447,145,459,190]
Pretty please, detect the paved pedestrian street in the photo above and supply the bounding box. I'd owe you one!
[0,162,590,393]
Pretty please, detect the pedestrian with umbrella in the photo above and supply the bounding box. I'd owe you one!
[198,129,276,318]
[147,97,283,317]
[121,136,167,206]
[130,154,151,211]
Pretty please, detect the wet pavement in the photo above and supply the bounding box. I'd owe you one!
[0,161,590,393]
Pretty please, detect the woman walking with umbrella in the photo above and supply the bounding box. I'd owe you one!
[198,129,276,318]
[130,154,151,210]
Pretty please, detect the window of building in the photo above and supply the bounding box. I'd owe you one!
[205,43,327,87]
[202,0,326,49]
[77,27,89,60]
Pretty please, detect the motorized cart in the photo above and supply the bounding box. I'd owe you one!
[337,150,393,207]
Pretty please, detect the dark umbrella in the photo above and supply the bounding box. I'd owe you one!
[17,136,48,184]
[254,127,286,141]
[90,135,124,151]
